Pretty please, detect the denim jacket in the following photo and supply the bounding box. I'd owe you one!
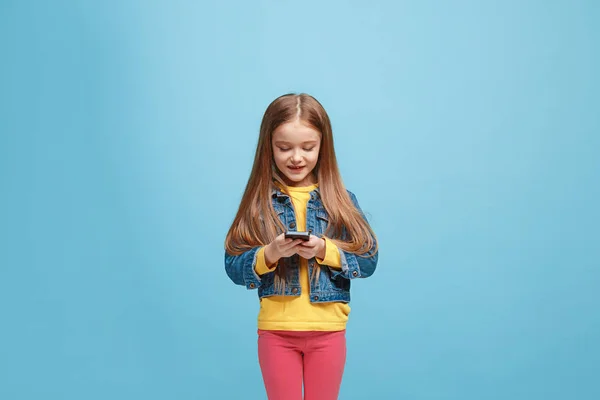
[224,186,378,304]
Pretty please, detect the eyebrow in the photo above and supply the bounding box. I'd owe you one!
[274,140,319,145]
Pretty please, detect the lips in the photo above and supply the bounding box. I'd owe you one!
[288,166,305,173]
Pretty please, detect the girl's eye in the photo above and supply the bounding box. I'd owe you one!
[303,147,315,151]
[279,147,290,151]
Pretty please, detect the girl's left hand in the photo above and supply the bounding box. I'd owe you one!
[295,235,326,260]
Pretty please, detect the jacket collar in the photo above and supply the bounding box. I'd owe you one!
[270,182,321,199]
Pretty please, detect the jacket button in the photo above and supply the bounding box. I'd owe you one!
[249,283,256,288]
[313,296,319,301]
[292,287,298,294]
[352,271,358,277]
[289,222,296,229]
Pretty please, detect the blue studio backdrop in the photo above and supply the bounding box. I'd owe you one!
[1,1,598,399]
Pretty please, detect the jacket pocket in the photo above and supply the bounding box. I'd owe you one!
[315,208,329,235]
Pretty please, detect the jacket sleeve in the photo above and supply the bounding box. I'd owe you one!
[329,191,379,280]
[224,246,264,290]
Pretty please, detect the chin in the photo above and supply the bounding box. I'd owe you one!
[283,173,310,186]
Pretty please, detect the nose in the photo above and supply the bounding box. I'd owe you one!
[290,149,302,164]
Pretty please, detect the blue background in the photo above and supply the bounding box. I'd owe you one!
[1,1,598,399]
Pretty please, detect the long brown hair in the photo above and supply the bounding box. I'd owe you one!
[225,93,377,267]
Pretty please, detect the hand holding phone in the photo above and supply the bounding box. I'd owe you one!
[265,232,308,266]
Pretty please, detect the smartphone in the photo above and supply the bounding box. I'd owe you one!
[284,231,311,241]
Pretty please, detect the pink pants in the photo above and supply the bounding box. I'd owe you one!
[257,329,346,400]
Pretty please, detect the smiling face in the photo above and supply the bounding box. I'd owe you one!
[272,119,322,187]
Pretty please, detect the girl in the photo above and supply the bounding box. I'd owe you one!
[224,93,378,400]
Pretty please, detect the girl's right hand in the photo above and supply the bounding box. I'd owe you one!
[264,234,303,267]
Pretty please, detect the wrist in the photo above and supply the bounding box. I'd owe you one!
[264,243,279,266]
[317,238,326,259]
